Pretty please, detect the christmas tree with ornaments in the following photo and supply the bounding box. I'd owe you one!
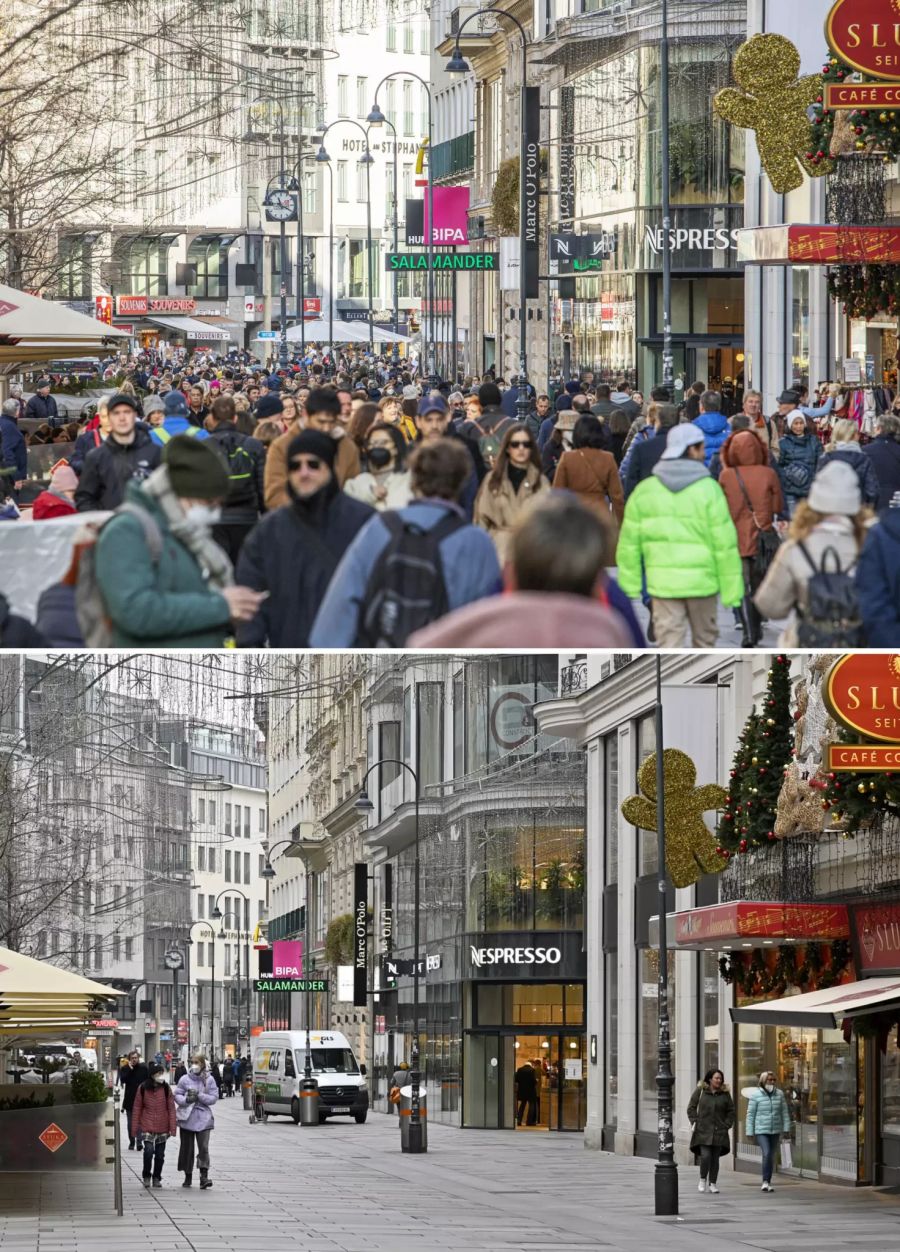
[717,655,794,857]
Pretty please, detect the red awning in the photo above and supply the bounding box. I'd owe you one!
[669,901,850,951]
[737,224,900,266]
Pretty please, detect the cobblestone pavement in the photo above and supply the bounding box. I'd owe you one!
[1,1097,899,1252]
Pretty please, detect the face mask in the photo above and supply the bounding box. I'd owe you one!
[184,504,221,527]
[331,425,345,440]
[367,446,392,470]
[764,1082,775,1092]
[153,1073,166,1084]
[190,1064,202,1075]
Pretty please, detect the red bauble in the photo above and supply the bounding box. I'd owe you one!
[739,839,748,852]
[768,832,776,841]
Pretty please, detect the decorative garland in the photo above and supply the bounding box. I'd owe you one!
[718,939,852,998]
[826,265,900,320]
[810,55,900,162]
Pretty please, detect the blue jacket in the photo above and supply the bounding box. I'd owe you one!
[818,445,880,508]
[745,1085,792,1137]
[309,499,502,646]
[149,416,210,446]
[857,509,900,646]
[692,411,729,467]
[538,414,557,451]
[36,584,84,647]
[778,432,822,498]
[0,413,27,487]
[863,434,900,512]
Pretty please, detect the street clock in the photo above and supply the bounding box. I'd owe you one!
[163,949,184,971]
[264,190,297,222]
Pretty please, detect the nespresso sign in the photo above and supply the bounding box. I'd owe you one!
[824,653,900,743]
[470,945,561,968]
[465,931,585,980]
[827,0,900,81]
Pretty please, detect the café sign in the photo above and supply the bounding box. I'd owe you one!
[824,653,900,743]
[826,0,900,81]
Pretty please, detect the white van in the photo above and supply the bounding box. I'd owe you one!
[252,1031,369,1124]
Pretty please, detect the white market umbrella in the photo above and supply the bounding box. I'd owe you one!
[0,946,124,1036]
[0,284,128,376]
[253,319,370,345]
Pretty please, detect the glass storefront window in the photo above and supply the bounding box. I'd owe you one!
[474,983,584,1027]
[791,267,811,390]
[652,277,744,336]
[416,682,443,789]
[467,815,586,933]
[606,956,618,1127]
[884,1032,900,1139]
[637,716,657,874]
[452,672,465,779]
[701,950,719,1075]
[638,949,675,1132]
[605,732,618,884]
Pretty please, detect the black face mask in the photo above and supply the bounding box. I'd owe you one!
[367,446,393,470]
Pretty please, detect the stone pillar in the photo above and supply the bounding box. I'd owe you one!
[615,723,638,1156]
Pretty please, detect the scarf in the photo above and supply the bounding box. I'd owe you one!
[141,466,233,590]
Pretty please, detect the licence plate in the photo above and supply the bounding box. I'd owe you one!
[330,1105,350,1113]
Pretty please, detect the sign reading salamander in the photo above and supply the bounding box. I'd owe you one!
[385,253,498,271]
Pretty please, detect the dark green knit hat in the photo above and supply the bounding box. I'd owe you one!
[164,435,229,501]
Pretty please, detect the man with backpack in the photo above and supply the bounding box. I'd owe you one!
[460,381,516,480]
[75,393,162,512]
[205,394,265,563]
[235,429,374,647]
[309,438,501,647]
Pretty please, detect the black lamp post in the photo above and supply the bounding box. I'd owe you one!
[365,105,401,352]
[447,11,531,418]
[212,888,251,1053]
[186,922,215,1055]
[654,655,678,1214]
[369,73,434,381]
[249,96,290,369]
[316,119,375,356]
[355,759,424,1153]
[660,0,674,391]
[260,838,314,1081]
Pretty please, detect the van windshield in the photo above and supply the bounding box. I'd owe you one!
[295,1048,358,1075]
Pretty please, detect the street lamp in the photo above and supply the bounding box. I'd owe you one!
[369,72,435,381]
[355,758,424,1154]
[260,837,315,1083]
[365,103,401,353]
[653,655,677,1214]
[186,922,215,1055]
[660,0,674,391]
[447,11,531,419]
[249,95,291,370]
[315,119,375,356]
[289,154,315,358]
[212,888,251,1054]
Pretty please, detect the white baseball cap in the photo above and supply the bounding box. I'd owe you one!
[660,423,705,460]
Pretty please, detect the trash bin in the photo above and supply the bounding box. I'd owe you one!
[242,1078,253,1110]
[299,1077,319,1126]
[398,1084,427,1153]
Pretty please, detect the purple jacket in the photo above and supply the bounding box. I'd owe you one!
[173,1069,218,1132]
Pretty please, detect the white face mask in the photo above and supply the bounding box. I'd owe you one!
[153,1073,166,1084]
[184,504,221,527]
[764,1082,775,1092]
[190,1064,202,1075]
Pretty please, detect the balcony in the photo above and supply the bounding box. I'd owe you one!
[432,131,475,183]
[560,660,588,696]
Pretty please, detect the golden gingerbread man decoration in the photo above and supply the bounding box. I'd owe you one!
[621,750,727,889]
[714,33,833,194]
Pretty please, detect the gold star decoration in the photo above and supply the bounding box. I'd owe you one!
[621,750,728,889]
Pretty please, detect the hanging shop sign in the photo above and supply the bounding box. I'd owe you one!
[465,931,586,980]
[558,85,576,233]
[354,862,368,1008]
[385,253,497,271]
[254,978,328,993]
[672,901,850,950]
[824,653,900,743]
[382,864,393,957]
[524,86,541,301]
[737,223,900,266]
[116,296,197,316]
[852,901,900,974]
[424,185,470,245]
[644,225,739,255]
[826,0,900,81]
[488,687,535,753]
[826,82,900,108]
[549,232,617,264]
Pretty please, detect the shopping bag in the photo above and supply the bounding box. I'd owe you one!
[780,1139,793,1170]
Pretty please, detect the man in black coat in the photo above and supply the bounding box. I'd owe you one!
[75,393,161,512]
[120,1050,150,1149]
[235,429,374,647]
[863,413,900,512]
[515,1060,538,1126]
[205,393,266,563]
[622,404,679,499]
[24,379,61,427]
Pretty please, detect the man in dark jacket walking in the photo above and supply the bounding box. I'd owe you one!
[0,399,27,500]
[205,394,265,563]
[460,381,515,480]
[24,378,60,427]
[862,413,900,512]
[858,506,900,645]
[75,393,161,512]
[120,1050,150,1150]
[622,403,679,499]
[235,429,374,647]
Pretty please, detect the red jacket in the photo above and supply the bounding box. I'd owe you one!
[133,1081,176,1136]
[31,490,77,520]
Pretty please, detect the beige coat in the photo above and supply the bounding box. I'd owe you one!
[473,464,548,564]
[264,423,360,510]
[753,516,861,645]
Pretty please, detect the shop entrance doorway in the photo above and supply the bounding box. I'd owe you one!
[463,1030,586,1131]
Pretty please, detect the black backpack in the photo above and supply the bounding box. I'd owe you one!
[213,431,257,510]
[795,541,864,647]
[355,510,464,646]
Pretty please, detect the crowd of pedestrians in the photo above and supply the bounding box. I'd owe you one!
[4,354,900,647]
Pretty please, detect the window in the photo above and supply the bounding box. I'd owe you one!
[225,850,232,883]
[259,854,265,877]
[208,894,215,918]
[338,75,349,117]
[402,164,413,201]
[125,937,134,961]
[198,893,205,919]
[244,898,250,930]
[386,23,396,51]
[224,944,231,976]
[337,162,349,202]
[208,847,216,874]
[420,22,429,54]
[244,852,250,883]
[605,955,618,1126]
[198,845,206,871]
[416,681,444,789]
[386,81,396,126]
[117,237,170,296]
[355,162,367,204]
[94,936,103,969]
[284,1048,296,1077]
[402,81,413,135]
[356,76,368,120]
[209,800,216,827]
[404,23,414,53]
[302,170,316,215]
[56,235,92,300]
[112,934,121,961]
[198,799,206,824]
[225,803,232,837]
[244,807,250,839]
[402,686,412,766]
[385,162,395,219]
[637,715,657,874]
[701,950,719,1075]
[258,808,266,833]
[187,236,230,299]
[639,949,675,1131]
[604,732,619,883]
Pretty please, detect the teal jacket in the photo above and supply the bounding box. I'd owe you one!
[745,1084,792,1136]
[94,481,232,648]
[616,458,744,606]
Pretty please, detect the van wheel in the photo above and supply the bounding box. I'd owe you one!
[354,1112,367,1124]
[318,1111,328,1124]
[291,1097,300,1124]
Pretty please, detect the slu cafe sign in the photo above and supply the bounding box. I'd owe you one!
[827,0,900,80]
[826,653,900,769]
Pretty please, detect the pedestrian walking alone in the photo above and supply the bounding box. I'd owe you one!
[745,1071,792,1192]
[120,1050,149,1151]
[174,1053,218,1189]
[133,1063,176,1188]
[687,1068,734,1194]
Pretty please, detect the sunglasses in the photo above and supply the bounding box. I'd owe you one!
[289,457,322,471]
[508,439,533,449]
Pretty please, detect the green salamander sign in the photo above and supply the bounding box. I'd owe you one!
[254,978,329,993]
[385,253,498,271]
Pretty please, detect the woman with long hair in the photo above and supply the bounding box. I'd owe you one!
[344,422,412,511]
[348,401,380,453]
[553,415,625,529]
[754,460,872,645]
[280,393,301,432]
[474,422,548,562]
[687,1068,734,1195]
[605,408,632,466]
[133,1062,176,1188]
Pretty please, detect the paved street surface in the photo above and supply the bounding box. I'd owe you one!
[1,1098,898,1252]
[628,590,786,649]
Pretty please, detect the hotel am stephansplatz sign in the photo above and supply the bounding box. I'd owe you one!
[825,653,900,769]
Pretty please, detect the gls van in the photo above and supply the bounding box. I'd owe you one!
[252,1030,369,1124]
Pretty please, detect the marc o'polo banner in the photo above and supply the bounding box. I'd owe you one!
[354,862,368,1007]
[524,86,541,300]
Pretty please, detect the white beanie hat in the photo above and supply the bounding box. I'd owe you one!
[807,460,861,516]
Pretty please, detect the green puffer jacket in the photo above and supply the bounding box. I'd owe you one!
[745,1084,792,1137]
[616,459,744,606]
[94,481,232,648]
[687,1081,735,1152]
